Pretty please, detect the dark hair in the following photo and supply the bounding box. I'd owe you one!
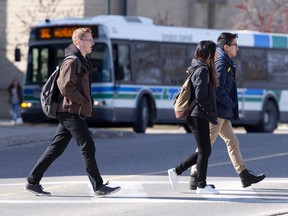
[217,32,238,49]
[194,40,218,86]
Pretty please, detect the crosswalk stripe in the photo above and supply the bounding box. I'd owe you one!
[1,179,287,204]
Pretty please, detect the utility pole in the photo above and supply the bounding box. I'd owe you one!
[122,0,127,15]
[207,0,215,29]
[106,0,111,15]
[204,0,227,28]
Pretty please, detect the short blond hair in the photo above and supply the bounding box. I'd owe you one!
[72,28,92,45]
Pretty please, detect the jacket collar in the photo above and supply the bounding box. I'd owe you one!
[216,47,234,66]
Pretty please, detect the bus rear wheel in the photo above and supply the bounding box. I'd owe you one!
[133,97,150,133]
[257,101,278,133]
[245,101,278,133]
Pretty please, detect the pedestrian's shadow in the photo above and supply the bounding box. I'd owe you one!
[105,187,288,204]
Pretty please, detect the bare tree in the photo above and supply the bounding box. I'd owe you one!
[16,0,81,36]
[10,0,82,65]
[235,0,288,33]
[153,11,175,26]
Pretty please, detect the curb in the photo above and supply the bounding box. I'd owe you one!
[0,126,135,148]
[0,131,55,147]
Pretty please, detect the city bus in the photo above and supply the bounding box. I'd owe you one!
[17,15,288,133]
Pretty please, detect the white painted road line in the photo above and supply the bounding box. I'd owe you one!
[0,179,287,204]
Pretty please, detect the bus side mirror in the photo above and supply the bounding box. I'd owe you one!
[15,48,21,62]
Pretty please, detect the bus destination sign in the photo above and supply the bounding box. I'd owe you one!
[35,26,98,40]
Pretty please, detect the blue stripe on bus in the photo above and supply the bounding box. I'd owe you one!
[92,86,142,92]
[25,85,265,100]
[91,86,129,92]
[150,87,166,93]
[92,86,165,93]
[245,89,264,95]
[254,35,270,48]
[23,85,172,95]
[24,89,34,94]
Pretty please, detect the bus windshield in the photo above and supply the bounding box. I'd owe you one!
[26,42,111,85]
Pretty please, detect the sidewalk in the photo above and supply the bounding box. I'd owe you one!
[0,119,134,147]
[1,118,287,147]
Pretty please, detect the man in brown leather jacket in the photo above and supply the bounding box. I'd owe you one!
[26,28,120,197]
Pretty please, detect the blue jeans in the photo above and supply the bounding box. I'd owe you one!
[27,112,103,191]
[11,103,21,122]
[175,116,211,188]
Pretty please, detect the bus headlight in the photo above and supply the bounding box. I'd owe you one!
[94,100,99,107]
[21,102,32,108]
[93,100,107,107]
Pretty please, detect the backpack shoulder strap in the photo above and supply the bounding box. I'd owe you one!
[62,55,81,75]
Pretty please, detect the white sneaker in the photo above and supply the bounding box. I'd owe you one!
[16,118,23,125]
[196,185,219,194]
[168,168,178,189]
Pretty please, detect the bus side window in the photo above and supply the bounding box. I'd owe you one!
[133,42,161,85]
[113,44,131,82]
[162,45,187,85]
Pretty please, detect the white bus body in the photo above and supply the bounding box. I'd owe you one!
[19,15,288,132]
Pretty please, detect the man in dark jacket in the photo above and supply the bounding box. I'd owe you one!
[26,28,120,197]
[190,32,265,189]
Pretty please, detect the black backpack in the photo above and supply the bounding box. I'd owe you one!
[40,55,81,118]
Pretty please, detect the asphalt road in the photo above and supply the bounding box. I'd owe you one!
[0,129,287,216]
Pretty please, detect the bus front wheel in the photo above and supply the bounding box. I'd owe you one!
[133,97,150,133]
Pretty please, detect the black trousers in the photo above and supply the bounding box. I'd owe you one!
[27,112,103,191]
[175,116,211,188]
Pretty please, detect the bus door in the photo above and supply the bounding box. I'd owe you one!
[112,43,132,83]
